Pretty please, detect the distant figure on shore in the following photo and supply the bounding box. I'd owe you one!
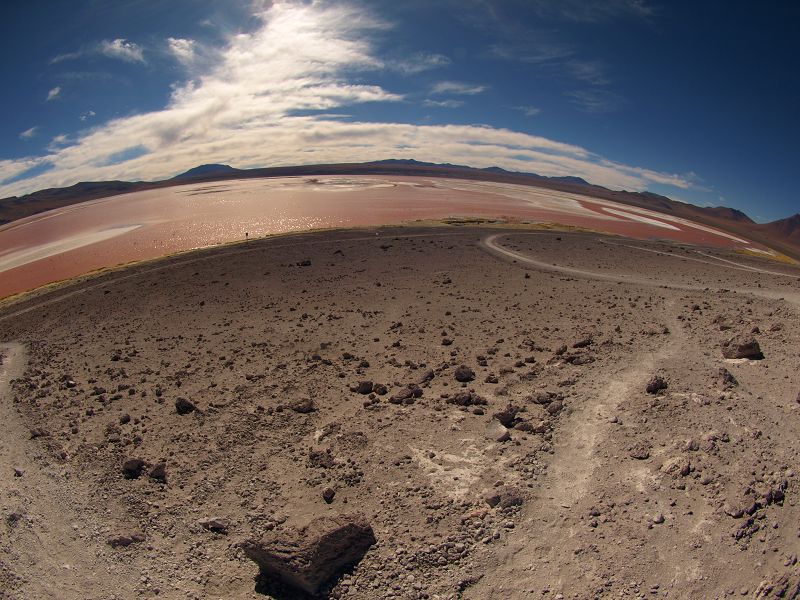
[245,232,249,240]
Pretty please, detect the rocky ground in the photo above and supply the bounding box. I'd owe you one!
[0,225,799,600]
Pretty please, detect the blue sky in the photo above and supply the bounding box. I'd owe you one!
[1,0,798,222]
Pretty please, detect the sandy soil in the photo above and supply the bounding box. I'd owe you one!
[1,225,799,600]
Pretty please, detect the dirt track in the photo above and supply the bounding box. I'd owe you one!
[1,226,799,599]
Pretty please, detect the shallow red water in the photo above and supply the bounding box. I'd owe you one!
[0,175,762,298]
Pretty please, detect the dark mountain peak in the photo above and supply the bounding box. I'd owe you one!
[700,206,755,223]
[174,164,240,179]
[762,213,800,240]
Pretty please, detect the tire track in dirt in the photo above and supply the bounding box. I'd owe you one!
[481,232,800,308]
[0,343,139,599]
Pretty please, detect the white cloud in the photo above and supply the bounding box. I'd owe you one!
[389,52,450,74]
[79,110,96,122]
[167,37,196,65]
[423,99,464,108]
[53,39,145,64]
[46,86,61,101]
[99,38,145,63]
[431,81,487,95]
[48,134,70,152]
[514,105,542,117]
[0,3,693,198]
[566,89,625,113]
[19,126,39,140]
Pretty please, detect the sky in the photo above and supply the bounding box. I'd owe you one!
[1,0,798,222]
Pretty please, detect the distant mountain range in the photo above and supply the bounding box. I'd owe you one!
[1,160,798,259]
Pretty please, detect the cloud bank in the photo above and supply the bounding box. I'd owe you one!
[1,2,692,199]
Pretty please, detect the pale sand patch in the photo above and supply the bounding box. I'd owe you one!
[601,207,681,230]
[0,225,141,273]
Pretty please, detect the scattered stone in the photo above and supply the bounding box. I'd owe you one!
[175,397,196,415]
[718,367,738,389]
[485,420,511,443]
[322,487,336,504]
[308,449,335,469]
[629,444,650,460]
[29,428,49,439]
[242,513,376,595]
[721,335,764,360]
[645,375,668,394]
[753,572,800,599]
[454,365,475,382]
[13,467,24,478]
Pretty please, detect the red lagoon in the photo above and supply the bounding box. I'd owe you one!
[0,175,763,298]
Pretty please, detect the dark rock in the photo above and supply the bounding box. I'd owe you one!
[297,259,312,267]
[242,513,376,595]
[417,369,435,385]
[175,397,196,415]
[493,404,521,427]
[546,400,563,415]
[573,336,593,348]
[288,398,316,413]
[389,384,422,404]
[373,383,388,395]
[354,381,374,395]
[447,391,487,406]
[645,375,668,394]
[322,487,336,504]
[122,458,146,479]
[529,391,562,405]
[454,365,475,382]
[149,462,167,483]
[485,486,524,509]
[199,517,229,534]
[721,336,764,360]
[107,531,145,548]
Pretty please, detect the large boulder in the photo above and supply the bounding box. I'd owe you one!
[721,336,764,360]
[242,513,376,595]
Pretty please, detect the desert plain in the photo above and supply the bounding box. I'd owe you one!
[0,213,799,599]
